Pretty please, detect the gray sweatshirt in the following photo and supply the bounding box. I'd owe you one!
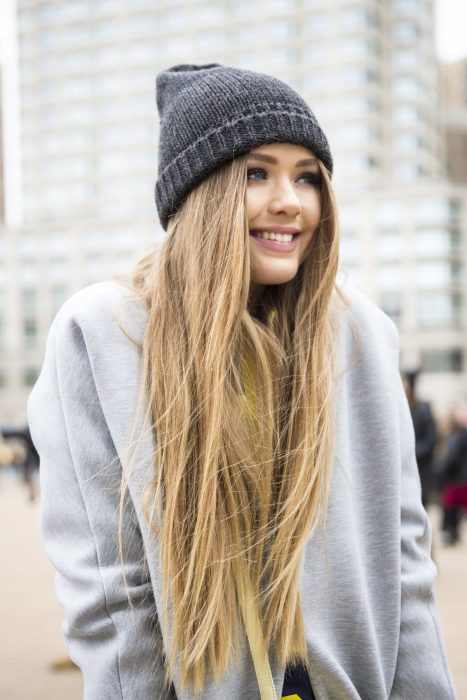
[27,280,457,700]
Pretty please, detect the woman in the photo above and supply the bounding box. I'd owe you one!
[28,64,456,699]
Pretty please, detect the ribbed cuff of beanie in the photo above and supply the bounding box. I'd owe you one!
[156,104,333,230]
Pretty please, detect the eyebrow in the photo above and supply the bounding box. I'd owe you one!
[247,153,318,167]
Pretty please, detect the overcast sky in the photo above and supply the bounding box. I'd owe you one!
[435,0,467,63]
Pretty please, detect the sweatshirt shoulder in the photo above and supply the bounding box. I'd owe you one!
[335,281,398,343]
[332,281,400,374]
[52,280,148,346]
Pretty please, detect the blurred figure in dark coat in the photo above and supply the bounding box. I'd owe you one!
[436,406,467,545]
[402,370,437,509]
[2,425,39,502]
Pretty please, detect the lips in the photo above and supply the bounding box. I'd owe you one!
[249,232,298,252]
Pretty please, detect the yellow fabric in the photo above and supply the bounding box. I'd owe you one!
[239,305,276,423]
[282,695,302,700]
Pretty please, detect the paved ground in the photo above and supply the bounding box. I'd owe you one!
[0,468,466,699]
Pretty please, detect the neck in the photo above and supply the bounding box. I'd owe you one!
[248,283,265,310]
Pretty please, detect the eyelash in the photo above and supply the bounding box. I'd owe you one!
[246,167,321,187]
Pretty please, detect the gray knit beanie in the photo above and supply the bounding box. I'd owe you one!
[155,63,333,230]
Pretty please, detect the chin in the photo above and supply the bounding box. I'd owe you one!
[251,268,299,286]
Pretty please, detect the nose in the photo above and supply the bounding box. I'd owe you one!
[267,177,301,217]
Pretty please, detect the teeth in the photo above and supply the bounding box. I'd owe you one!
[255,232,294,242]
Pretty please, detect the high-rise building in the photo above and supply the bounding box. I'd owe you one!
[442,58,467,107]
[1,0,466,422]
[441,58,467,185]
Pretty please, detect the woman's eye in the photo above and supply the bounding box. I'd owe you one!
[298,172,321,187]
[246,168,266,180]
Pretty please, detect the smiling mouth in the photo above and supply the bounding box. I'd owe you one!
[249,231,299,242]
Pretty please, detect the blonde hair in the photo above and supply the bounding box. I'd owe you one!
[123,152,340,693]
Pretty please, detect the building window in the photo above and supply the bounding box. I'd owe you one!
[391,49,422,71]
[415,230,450,257]
[395,162,419,180]
[392,20,422,43]
[338,37,380,60]
[342,66,379,86]
[340,236,360,265]
[377,233,402,260]
[48,235,70,257]
[19,261,39,285]
[392,76,421,99]
[393,104,419,126]
[413,198,450,225]
[159,9,186,31]
[415,262,452,289]
[339,204,359,233]
[341,95,380,118]
[263,19,296,40]
[126,42,157,65]
[50,258,71,284]
[19,237,39,257]
[418,293,462,327]
[378,264,403,291]
[394,133,422,153]
[261,48,299,70]
[23,367,40,387]
[22,288,37,313]
[60,1,91,22]
[338,124,380,147]
[306,16,332,36]
[51,286,68,313]
[194,30,225,53]
[62,52,93,74]
[63,77,93,102]
[193,3,225,25]
[449,199,462,220]
[420,349,463,373]
[375,201,404,229]
[85,254,108,283]
[23,318,38,342]
[263,0,293,13]
[305,44,332,65]
[126,13,158,38]
[341,9,380,30]
[339,154,378,175]
[392,0,425,12]
[450,230,461,252]
[380,292,402,323]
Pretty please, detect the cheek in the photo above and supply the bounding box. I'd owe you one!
[246,188,264,222]
[299,200,322,260]
[302,193,321,225]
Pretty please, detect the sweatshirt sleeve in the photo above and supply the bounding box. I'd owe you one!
[389,344,457,698]
[27,306,174,700]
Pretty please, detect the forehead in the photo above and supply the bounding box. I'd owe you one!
[248,142,317,162]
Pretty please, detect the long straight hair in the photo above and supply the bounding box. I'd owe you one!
[123,152,340,693]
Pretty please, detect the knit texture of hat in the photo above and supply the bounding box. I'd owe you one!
[155,63,333,230]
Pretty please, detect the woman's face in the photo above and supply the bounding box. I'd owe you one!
[246,142,322,293]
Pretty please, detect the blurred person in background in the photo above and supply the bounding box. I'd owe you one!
[436,406,467,545]
[0,429,15,474]
[402,369,438,509]
[28,64,456,699]
[2,425,39,502]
